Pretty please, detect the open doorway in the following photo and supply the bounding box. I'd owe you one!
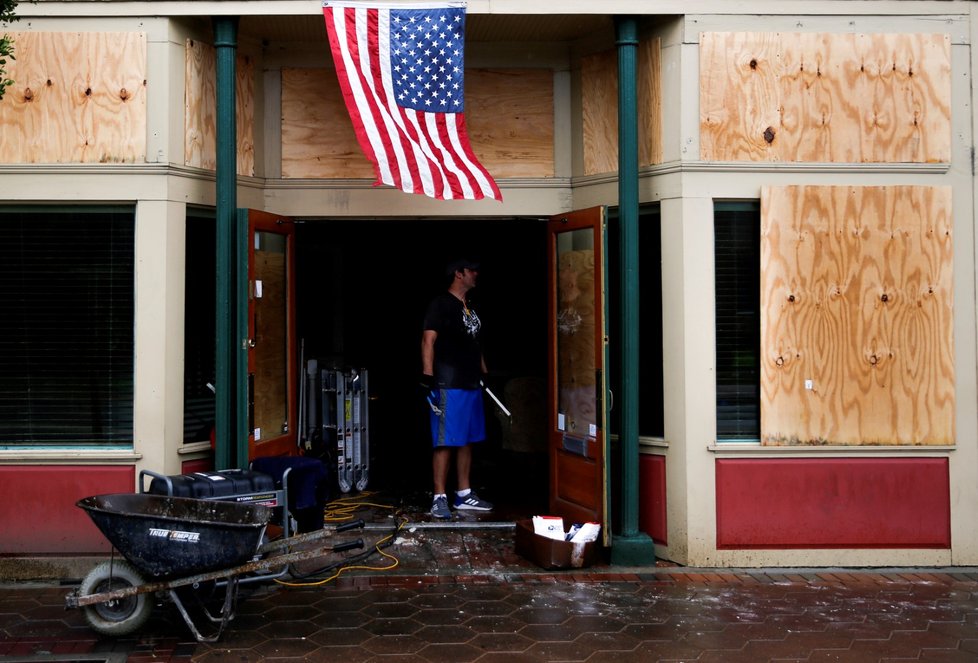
[294,217,550,516]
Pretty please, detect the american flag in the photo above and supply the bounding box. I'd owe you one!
[323,2,502,201]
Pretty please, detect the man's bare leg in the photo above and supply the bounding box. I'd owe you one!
[433,447,451,495]
[456,444,472,492]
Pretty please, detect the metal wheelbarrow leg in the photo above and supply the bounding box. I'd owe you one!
[168,576,241,642]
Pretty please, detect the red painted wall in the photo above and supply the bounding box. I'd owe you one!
[181,457,214,474]
[0,465,134,553]
[716,458,950,549]
[638,453,667,545]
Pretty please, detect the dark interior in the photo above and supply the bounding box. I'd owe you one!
[295,217,551,513]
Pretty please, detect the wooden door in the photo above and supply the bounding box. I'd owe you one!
[547,207,609,537]
[246,209,297,460]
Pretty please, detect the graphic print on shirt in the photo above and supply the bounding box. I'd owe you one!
[462,306,481,338]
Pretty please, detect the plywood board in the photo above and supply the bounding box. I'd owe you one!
[760,185,954,446]
[638,37,663,168]
[281,67,554,179]
[184,39,255,176]
[582,49,618,176]
[701,32,951,163]
[582,37,663,176]
[557,248,596,438]
[253,249,288,440]
[281,67,379,179]
[0,32,146,164]
[466,69,554,178]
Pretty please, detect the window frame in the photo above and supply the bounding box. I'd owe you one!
[713,200,761,443]
[0,205,136,449]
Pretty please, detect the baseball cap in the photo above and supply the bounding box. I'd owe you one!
[445,257,480,278]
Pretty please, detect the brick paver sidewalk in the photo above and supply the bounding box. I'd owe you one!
[2,568,978,662]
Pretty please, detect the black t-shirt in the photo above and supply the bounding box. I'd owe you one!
[423,292,483,389]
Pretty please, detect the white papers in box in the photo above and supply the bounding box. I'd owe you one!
[532,515,566,541]
[570,522,601,543]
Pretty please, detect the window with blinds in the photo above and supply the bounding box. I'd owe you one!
[0,207,135,447]
[714,202,760,441]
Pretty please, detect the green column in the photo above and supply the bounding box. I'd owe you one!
[612,15,656,567]
[213,16,239,470]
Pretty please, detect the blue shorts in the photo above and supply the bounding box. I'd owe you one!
[430,388,485,448]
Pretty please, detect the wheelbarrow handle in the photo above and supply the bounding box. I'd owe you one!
[335,519,365,533]
[332,538,365,553]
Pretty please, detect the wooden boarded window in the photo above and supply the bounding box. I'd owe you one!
[760,185,954,446]
[184,39,255,176]
[280,67,555,179]
[281,67,375,179]
[700,33,951,163]
[581,37,662,176]
[0,32,146,164]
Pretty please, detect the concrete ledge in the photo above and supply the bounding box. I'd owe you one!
[0,556,106,584]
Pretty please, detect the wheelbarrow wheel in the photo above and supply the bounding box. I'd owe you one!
[78,560,153,636]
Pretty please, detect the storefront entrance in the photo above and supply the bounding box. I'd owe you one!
[292,217,551,515]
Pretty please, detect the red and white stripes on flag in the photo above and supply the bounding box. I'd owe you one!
[322,1,502,201]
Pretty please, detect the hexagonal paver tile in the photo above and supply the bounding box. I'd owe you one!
[359,601,420,619]
[308,626,373,647]
[413,607,468,626]
[360,617,424,636]
[263,604,322,622]
[464,613,529,634]
[361,633,425,655]
[302,644,374,662]
[512,607,569,625]
[564,614,625,633]
[418,641,486,662]
[459,599,515,617]
[469,631,535,653]
[254,636,320,658]
[312,610,369,629]
[257,617,320,639]
[526,639,598,661]
[414,623,477,644]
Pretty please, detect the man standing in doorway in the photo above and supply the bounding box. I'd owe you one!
[421,258,494,519]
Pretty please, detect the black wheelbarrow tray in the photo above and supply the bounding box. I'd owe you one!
[65,493,365,642]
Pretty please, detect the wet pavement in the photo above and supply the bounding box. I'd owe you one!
[2,492,978,662]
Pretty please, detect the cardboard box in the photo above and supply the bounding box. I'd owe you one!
[514,519,599,570]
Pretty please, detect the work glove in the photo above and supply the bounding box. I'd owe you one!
[419,374,442,414]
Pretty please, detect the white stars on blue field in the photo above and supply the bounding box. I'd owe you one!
[390,7,465,113]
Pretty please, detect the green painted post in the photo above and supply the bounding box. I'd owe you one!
[612,15,656,566]
[213,16,238,470]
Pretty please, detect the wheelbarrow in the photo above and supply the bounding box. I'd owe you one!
[65,492,366,642]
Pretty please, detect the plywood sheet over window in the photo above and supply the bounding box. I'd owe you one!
[700,33,951,163]
[760,185,954,446]
[465,69,554,177]
[184,39,255,176]
[280,67,553,179]
[0,32,146,164]
[582,37,662,176]
[281,68,373,179]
